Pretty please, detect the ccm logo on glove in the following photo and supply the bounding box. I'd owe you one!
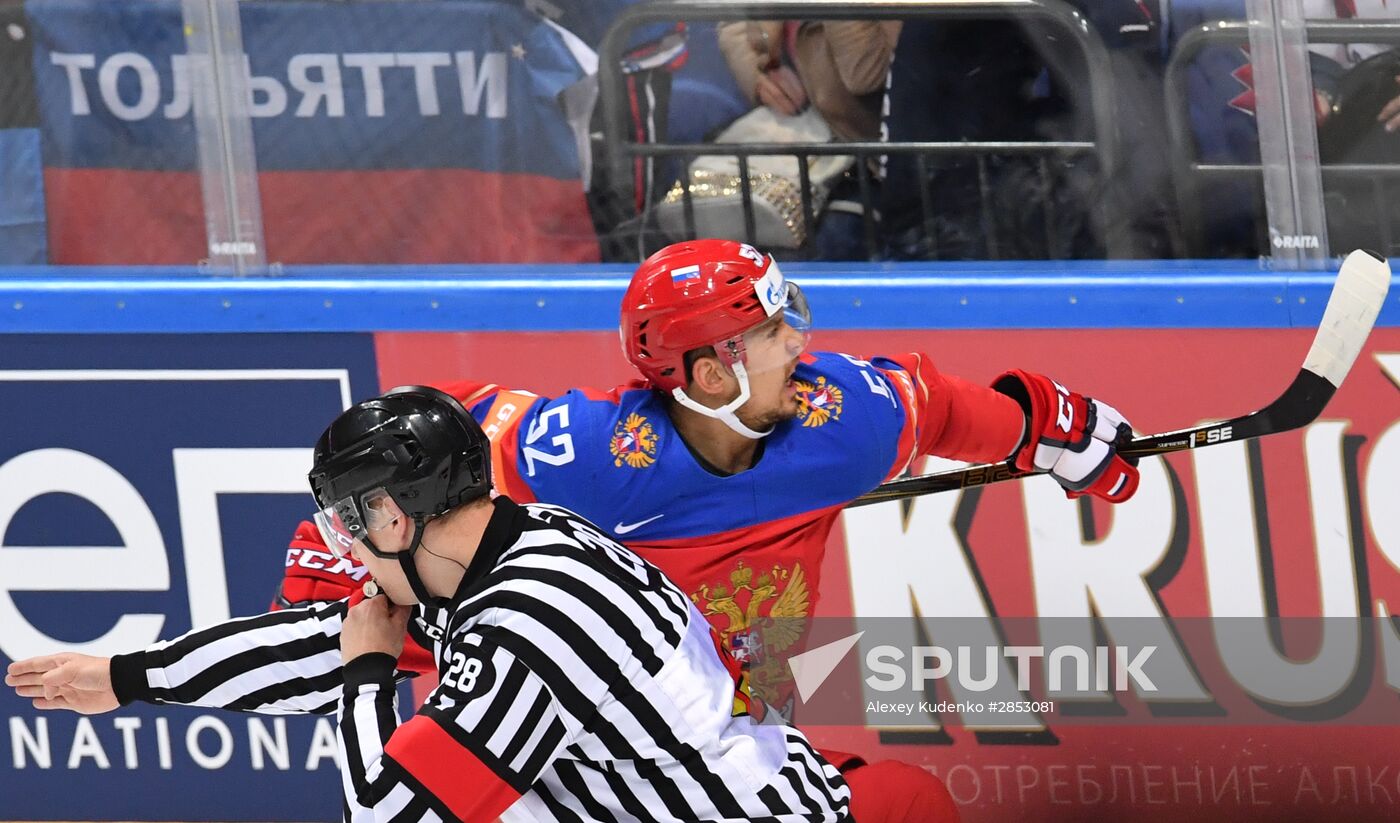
[285,547,370,580]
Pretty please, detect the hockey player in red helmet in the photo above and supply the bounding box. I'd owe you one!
[274,238,1140,822]
[619,239,815,439]
[617,239,1135,495]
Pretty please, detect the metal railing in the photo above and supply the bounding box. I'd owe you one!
[597,0,1123,261]
[1165,20,1400,257]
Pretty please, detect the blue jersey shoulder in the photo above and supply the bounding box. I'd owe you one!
[758,351,909,506]
[465,354,915,541]
[505,387,659,520]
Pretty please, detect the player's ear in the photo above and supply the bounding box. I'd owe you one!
[380,501,415,553]
[688,354,734,397]
[386,499,409,534]
[368,494,411,542]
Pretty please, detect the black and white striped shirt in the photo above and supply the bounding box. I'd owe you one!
[111,496,850,822]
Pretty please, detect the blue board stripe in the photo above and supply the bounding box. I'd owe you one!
[0,262,1395,332]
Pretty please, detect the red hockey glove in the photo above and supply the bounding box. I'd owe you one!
[273,521,373,609]
[272,521,436,675]
[992,370,1139,503]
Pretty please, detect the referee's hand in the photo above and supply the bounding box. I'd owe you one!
[6,653,119,715]
[341,589,412,664]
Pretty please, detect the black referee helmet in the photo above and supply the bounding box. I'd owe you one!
[308,385,492,559]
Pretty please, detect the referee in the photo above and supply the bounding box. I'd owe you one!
[6,386,851,822]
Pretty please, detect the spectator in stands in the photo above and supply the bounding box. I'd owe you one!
[1379,81,1400,132]
[718,19,901,259]
[718,20,899,142]
[1307,7,1400,155]
[1303,0,1400,100]
[1377,83,1400,131]
[879,2,1175,261]
[520,0,691,262]
[1172,0,1400,257]
[1306,0,1400,255]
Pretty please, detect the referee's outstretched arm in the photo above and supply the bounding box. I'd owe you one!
[4,597,421,718]
[112,598,356,715]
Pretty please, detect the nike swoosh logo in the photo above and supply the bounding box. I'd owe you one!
[613,514,664,535]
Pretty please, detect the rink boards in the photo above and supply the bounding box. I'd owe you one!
[0,260,1399,821]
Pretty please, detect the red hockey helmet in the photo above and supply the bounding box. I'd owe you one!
[620,239,810,392]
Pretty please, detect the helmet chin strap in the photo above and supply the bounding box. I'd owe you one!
[366,517,452,608]
[670,361,773,440]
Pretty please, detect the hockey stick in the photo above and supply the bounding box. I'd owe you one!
[848,249,1393,508]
